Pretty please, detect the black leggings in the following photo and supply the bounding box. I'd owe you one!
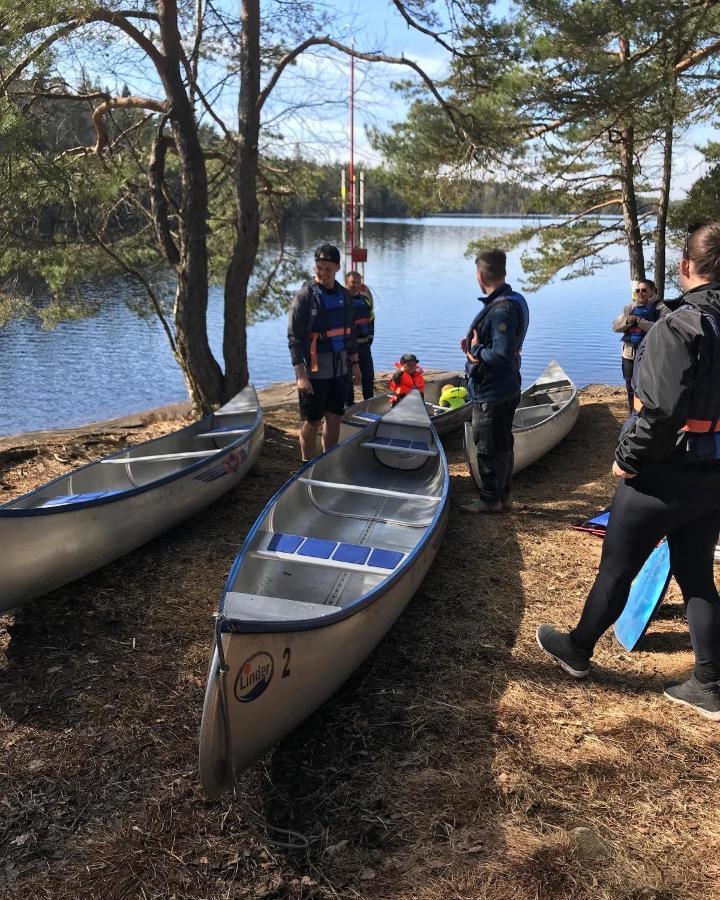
[621,357,635,413]
[571,464,720,682]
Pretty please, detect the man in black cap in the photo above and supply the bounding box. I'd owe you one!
[288,243,360,461]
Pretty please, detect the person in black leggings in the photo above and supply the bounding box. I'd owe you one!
[537,222,720,721]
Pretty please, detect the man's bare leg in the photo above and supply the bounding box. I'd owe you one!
[299,419,321,461]
[322,412,342,452]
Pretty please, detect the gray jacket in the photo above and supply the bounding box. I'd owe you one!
[612,302,658,360]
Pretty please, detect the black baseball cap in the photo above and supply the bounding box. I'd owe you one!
[400,353,419,364]
[314,243,341,264]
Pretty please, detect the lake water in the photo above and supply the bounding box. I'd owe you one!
[0,216,647,436]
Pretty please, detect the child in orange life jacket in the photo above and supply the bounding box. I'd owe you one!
[388,353,425,405]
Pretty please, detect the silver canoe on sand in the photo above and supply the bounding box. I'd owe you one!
[464,360,579,485]
[0,386,264,610]
[341,372,471,440]
[198,391,448,797]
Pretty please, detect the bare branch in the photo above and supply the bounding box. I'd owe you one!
[258,36,465,138]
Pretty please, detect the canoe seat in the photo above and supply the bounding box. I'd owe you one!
[361,437,437,457]
[197,424,252,438]
[39,490,122,508]
[251,531,405,574]
[223,591,337,622]
[354,411,382,421]
[299,477,440,503]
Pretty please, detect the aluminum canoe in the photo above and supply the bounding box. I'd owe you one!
[341,372,471,441]
[464,360,579,486]
[0,386,264,610]
[198,390,448,797]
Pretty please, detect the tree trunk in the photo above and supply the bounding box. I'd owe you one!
[158,0,223,412]
[618,122,646,283]
[617,35,645,284]
[654,79,677,304]
[222,0,261,400]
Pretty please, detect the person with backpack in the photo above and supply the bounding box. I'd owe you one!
[537,222,720,720]
[288,244,360,462]
[460,248,530,513]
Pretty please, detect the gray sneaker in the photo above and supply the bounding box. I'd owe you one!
[663,674,720,721]
[536,624,591,679]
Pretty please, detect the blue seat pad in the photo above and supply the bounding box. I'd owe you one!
[40,490,121,508]
[265,532,403,570]
[357,411,382,421]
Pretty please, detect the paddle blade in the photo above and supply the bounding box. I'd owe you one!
[613,540,672,651]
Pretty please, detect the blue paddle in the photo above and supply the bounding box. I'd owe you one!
[613,540,672,651]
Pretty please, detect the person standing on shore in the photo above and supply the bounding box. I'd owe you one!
[288,244,360,462]
[537,222,720,720]
[460,249,529,514]
[345,270,375,405]
[612,279,660,413]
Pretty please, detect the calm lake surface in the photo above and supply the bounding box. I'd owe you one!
[1,216,648,436]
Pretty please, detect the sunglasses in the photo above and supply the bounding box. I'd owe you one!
[684,222,705,260]
[637,288,649,294]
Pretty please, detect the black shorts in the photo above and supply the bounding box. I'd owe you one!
[298,377,347,421]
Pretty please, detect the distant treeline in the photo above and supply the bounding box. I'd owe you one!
[279,162,548,219]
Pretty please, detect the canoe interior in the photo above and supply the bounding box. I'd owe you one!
[2,387,260,511]
[343,373,470,428]
[224,393,446,621]
[514,378,576,430]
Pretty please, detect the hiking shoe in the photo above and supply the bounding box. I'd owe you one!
[501,498,513,511]
[663,674,720,721]
[535,625,591,679]
[459,498,503,514]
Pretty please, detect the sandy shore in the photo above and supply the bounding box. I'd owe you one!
[1,382,717,900]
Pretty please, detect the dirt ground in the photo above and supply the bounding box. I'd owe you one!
[1,381,719,900]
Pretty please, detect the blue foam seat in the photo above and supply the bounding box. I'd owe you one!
[297,538,336,559]
[357,411,382,421]
[371,436,392,445]
[368,548,404,569]
[390,438,412,448]
[262,532,404,572]
[267,533,304,553]
[333,543,371,565]
[410,441,430,451]
[40,490,121,508]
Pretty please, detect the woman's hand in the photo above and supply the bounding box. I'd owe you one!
[612,461,636,478]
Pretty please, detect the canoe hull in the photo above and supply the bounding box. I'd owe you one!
[198,502,448,797]
[0,387,264,610]
[464,361,579,487]
[198,391,449,796]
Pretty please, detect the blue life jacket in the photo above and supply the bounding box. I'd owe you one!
[622,304,658,346]
[308,283,352,372]
[351,293,374,343]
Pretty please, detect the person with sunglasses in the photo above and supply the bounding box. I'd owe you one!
[537,222,720,721]
[612,279,660,412]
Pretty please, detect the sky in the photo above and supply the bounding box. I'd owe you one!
[53,0,717,198]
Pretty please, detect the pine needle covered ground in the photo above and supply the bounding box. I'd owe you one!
[1,381,718,900]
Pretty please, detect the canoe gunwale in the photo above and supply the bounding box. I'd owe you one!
[0,392,262,517]
[216,431,450,636]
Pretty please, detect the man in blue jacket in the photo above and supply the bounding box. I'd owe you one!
[461,249,529,513]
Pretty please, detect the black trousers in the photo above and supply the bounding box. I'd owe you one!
[571,464,720,682]
[346,343,375,405]
[471,391,521,503]
[621,357,635,413]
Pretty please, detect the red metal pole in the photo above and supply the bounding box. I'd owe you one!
[349,50,355,265]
